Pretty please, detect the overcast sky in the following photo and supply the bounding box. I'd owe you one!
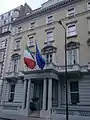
[0,0,47,15]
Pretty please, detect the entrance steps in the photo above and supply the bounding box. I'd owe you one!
[29,111,40,118]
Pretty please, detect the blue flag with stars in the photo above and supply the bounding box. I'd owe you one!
[36,42,45,70]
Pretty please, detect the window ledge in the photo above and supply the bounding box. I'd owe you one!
[28,45,35,48]
[44,40,55,44]
[14,48,20,51]
[67,35,77,39]
[46,22,53,25]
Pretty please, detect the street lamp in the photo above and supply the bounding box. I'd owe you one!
[58,20,68,120]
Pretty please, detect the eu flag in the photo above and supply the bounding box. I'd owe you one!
[36,42,45,70]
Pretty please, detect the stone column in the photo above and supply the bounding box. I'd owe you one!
[42,78,47,110]
[22,80,27,109]
[26,79,31,109]
[48,78,52,110]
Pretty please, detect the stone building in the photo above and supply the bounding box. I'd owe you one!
[0,0,90,120]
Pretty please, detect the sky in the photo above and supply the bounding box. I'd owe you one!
[0,0,47,15]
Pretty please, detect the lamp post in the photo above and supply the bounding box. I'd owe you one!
[58,20,68,120]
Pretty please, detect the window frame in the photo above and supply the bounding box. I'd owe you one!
[67,23,77,37]
[30,22,35,29]
[67,48,79,65]
[46,15,54,24]
[8,84,15,102]
[14,39,20,50]
[0,52,4,62]
[28,36,34,47]
[46,53,53,63]
[67,7,75,17]
[87,1,90,10]
[70,81,79,104]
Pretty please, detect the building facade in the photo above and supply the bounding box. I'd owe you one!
[0,0,90,120]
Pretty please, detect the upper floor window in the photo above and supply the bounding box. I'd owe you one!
[17,26,22,33]
[46,53,53,63]
[70,81,79,104]
[2,26,8,33]
[67,8,75,17]
[11,54,20,72]
[0,52,4,62]
[87,1,90,10]
[8,84,15,102]
[30,22,35,29]
[67,49,79,65]
[46,15,53,24]
[0,40,6,49]
[67,23,77,37]
[14,39,20,50]
[0,64,2,73]
[28,37,34,47]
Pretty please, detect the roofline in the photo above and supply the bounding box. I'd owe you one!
[12,0,84,26]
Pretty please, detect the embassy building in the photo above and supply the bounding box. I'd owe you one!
[0,0,90,120]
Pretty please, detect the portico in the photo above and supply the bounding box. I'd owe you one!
[22,69,59,118]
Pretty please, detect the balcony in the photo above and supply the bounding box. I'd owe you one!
[24,63,81,73]
[4,71,24,81]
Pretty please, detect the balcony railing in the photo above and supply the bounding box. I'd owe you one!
[24,63,81,73]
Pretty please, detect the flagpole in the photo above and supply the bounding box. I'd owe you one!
[58,20,68,120]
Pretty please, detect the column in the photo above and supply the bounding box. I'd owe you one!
[48,78,52,110]
[26,79,31,109]
[58,80,61,107]
[42,78,47,110]
[22,80,27,109]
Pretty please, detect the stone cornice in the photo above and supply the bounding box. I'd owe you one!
[12,0,83,26]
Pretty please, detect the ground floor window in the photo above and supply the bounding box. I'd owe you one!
[8,84,15,102]
[70,81,79,104]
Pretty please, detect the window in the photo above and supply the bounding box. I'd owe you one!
[28,37,34,47]
[0,52,4,62]
[8,84,15,102]
[46,54,53,63]
[67,8,75,17]
[46,15,53,24]
[14,40,20,50]
[87,1,90,10]
[0,64,2,73]
[13,59,19,72]
[70,81,79,104]
[17,26,22,33]
[45,31,54,43]
[30,22,35,29]
[2,26,8,33]
[67,24,77,37]
[67,49,78,65]
[0,40,6,49]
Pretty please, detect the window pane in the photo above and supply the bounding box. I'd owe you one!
[70,81,78,92]
[71,93,79,104]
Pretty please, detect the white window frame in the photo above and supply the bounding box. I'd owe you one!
[2,26,8,33]
[17,26,22,33]
[67,49,79,65]
[8,84,15,102]
[67,7,75,17]
[12,59,19,72]
[14,39,20,50]
[0,40,6,49]
[46,15,54,24]
[45,30,54,44]
[0,64,2,73]
[87,1,90,10]
[46,53,53,63]
[28,37,34,47]
[30,22,35,29]
[67,23,77,37]
[0,52,4,62]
